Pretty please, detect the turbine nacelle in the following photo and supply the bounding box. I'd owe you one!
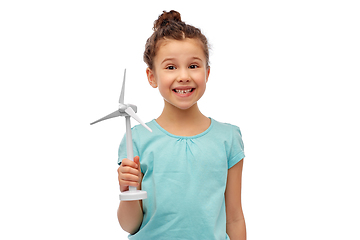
[119,103,137,114]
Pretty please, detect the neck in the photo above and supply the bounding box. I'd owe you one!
[156,100,208,130]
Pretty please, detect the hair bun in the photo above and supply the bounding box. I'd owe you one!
[153,10,182,31]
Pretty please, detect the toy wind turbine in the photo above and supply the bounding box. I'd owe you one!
[90,69,151,201]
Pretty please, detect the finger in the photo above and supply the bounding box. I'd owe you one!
[118,173,140,189]
[133,156,141,170]
[119,166,140,176]
[119,181,138,193]
[120,173,140,183]
[119,178,140,187]
[120,186,129,192]
[119,180,138,192]
[121,158,138,169]
[119,168,141,182]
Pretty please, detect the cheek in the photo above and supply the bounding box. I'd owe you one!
[157,81,172,97]
[157,75,173,89]
[195,72,208,86]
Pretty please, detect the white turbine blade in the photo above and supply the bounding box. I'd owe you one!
[125,107,152,132]
[90,109,121,125]
[119,69,126,104]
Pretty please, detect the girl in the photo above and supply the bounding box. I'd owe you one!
[117,10,246,240]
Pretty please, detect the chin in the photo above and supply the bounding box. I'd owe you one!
[165,99,197,111]
[174,102,197,111]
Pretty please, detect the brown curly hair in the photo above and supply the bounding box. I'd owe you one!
[144,10,210,70]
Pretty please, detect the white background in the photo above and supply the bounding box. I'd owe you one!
[1,0,359,239]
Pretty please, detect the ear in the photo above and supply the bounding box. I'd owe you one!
[205,66,210,83]
[146,68,158,88]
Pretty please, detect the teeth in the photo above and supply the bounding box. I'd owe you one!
[175,89,192,94]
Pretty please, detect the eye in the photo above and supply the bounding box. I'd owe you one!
[189,64,199,69]
[166,65,176,70]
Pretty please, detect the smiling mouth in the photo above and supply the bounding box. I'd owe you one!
[173,88,195,94]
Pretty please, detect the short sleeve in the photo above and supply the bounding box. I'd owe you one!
[228,126,245,169]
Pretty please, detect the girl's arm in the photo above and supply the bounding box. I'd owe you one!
[117,157,144,234]
[117,173,144,234]
[117,198,143,234]
[225,159,246,240]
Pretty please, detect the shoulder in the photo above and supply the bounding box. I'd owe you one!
[210,118,245,162]
[131,119,157,136]
[210,118,243,137]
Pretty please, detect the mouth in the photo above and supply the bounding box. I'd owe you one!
[172,88,195,94]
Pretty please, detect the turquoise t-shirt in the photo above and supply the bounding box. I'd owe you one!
[118,118,245,240]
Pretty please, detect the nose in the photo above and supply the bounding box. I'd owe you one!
[177,69,191,83]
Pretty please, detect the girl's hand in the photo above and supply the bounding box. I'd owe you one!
[117,156,142,192]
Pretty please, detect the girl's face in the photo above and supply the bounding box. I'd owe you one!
[147,38,210,111]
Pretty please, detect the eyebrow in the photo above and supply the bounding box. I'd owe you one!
[191,57,203,62]
[161,58,175,65]
[161,57,203,65]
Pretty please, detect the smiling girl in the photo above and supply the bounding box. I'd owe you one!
[117,10,246,240]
